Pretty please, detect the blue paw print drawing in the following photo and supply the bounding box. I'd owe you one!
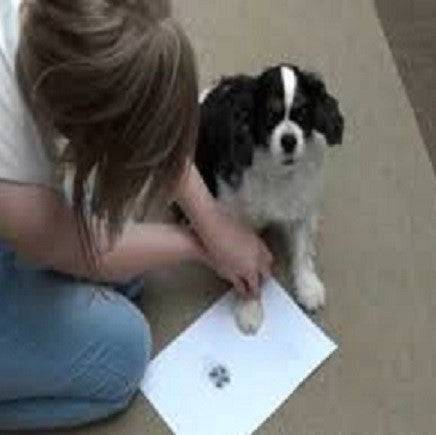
[208,364,231,389]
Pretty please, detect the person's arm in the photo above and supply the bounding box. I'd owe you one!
[0,182,205,283]
[175,164,273,297]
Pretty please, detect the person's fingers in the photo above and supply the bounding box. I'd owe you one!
[262,245,274,267]
[259,251,273,278]
[259,266,270,285]
[257,239,272,264]
[237,274,258,300]
[247,273,260,298]
[232,276,247,297]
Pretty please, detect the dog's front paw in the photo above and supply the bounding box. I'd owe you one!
[295,270,326,312]
[234,298,264,335]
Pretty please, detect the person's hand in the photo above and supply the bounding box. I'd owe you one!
[174,163,273,297]
[199,206,273,298]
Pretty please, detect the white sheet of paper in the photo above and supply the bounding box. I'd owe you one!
[141,279,337,435]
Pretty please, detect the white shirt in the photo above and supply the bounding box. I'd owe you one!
[0,0,60,190]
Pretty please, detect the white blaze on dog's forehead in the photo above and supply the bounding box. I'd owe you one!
[199,87,212,103]
[280,66,297,117]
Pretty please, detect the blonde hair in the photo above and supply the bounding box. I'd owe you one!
[16,0,199,263]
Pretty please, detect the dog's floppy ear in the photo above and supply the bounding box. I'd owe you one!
[226,77,256,168]
[303,72,344,146]
[230,104,254,167]
[197,75,255,190]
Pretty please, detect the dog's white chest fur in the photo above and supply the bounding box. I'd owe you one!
[217,136,326,228]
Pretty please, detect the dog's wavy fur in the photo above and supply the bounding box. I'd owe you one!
[195,64,344,334]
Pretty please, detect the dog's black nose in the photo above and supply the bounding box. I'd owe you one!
[281,134,297,153]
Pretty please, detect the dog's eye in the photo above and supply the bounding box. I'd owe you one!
[269,98,284,115]
[266,113,278,128]
[293,107,308,122]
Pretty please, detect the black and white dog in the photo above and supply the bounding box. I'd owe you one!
[196,63,344,334]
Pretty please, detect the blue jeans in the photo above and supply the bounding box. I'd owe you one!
[0,242,153,430]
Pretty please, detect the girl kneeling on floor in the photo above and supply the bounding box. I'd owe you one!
[0,0,272,430]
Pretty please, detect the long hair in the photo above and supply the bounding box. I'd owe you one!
[16,0,199,268]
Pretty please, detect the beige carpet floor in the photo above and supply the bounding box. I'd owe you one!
[15,0,436,434]
[376,0,436,174]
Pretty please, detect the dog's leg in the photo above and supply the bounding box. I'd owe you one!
[292,215,326,312]
[233,223,271,336]
[234,295,264,335]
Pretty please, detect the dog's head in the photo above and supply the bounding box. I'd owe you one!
[253,64,344,166]
[198,64,344,194]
